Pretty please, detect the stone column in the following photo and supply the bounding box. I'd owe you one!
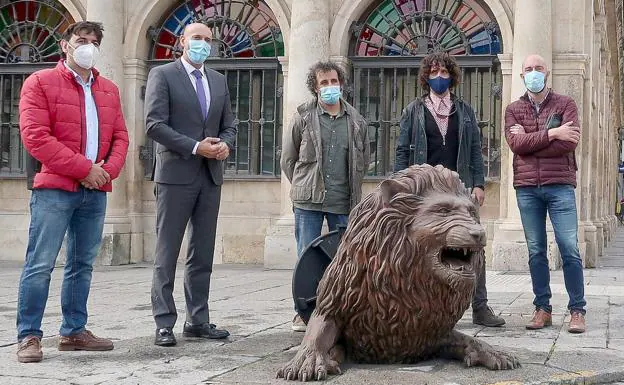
[576,2,598,265]
[263,0,330,268]
[491,0,554,270]
[550,53,589,265]
[496,54,513,221]
[608,77,618,237]
[87,0,131,265]
[601,71,614,243]
[586,23,603,261]
[593,22,608,257]
[122,58,148,264]
[276,55,291,219]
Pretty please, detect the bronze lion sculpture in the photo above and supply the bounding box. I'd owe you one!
[277,164,520,381]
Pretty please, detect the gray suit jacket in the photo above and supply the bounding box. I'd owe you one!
[145,59,237,185]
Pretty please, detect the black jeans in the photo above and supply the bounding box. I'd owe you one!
[473,262,488,311]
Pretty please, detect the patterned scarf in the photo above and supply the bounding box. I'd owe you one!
[424,93,453,145]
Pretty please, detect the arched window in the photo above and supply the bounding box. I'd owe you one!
[354,0,500,57]
[0,0,74,176]
[145,0,284,178]
[349,0,502,179]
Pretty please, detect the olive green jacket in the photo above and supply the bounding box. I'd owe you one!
[280,99,370,210]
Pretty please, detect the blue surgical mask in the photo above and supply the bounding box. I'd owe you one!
[319,85,341,105]
[427,76,452,95]
[187,39,211,64]
[523,70,546,93]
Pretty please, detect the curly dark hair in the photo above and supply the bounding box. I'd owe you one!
[418,52,461,93]
[61,21,104,58]
[306,61,347,97]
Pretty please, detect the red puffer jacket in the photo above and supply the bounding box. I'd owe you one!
[504,90,578,188]
[19,60,129,192]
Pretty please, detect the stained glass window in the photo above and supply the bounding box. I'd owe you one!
[354,0,501,57]
[150,0,284,60]
[0,0,74,63]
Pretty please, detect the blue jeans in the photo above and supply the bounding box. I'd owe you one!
[17,188,106,341]
[516,184,586,314]
[294,208,349,257]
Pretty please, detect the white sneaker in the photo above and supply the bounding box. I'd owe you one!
[291,314,306,332]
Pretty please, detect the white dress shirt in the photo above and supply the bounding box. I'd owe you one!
[181,57,211,155]
[64,62,98,162]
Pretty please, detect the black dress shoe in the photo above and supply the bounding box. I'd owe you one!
[183,322,230,339]
[154,327,177,346]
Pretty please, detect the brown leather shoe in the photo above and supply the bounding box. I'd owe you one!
[58,330,113,351]
[17,335,43,363]
[568,311,586,334]
[526,309,552,330]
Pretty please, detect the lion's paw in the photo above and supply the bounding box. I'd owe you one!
[277,348,341,381]
[464,345,521,370]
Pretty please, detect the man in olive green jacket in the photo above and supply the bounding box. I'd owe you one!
[281,61,370,332]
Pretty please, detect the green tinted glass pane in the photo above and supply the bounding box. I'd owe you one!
[0,7,10,31]
[275,35,284,56]
[41,7,61,27]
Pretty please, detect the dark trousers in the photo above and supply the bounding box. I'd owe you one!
[151,168,221,329]
[473,262,488,311]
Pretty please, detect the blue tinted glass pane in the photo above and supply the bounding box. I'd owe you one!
[164,17,180,33]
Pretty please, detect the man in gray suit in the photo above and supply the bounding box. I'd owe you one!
[145,23,236,346]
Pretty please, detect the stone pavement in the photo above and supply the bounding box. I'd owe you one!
[599,228,624,268]
[2,231,624,384]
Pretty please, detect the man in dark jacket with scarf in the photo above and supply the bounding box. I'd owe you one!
[504,54,585,334]
[395,52,505,327]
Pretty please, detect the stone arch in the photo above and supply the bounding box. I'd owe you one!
[123,0,291,60]
[56,0,86,21]
[329,0,513,57]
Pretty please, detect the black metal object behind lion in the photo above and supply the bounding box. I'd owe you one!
[292,225,347,324]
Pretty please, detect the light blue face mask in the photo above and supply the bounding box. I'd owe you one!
[187,39,211,64]
[523,70,546,93]
[319,85,342,105]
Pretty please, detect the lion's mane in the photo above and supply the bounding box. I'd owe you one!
[315,164,479,363]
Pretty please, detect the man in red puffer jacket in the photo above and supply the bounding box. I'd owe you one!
[504,54,586,335]
[16,21,129,363]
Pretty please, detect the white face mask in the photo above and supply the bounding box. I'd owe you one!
[69,43,99,70]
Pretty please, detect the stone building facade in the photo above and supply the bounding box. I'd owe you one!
[0,0,621,271]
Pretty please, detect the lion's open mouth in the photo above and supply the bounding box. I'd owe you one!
[439,246,481,276]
